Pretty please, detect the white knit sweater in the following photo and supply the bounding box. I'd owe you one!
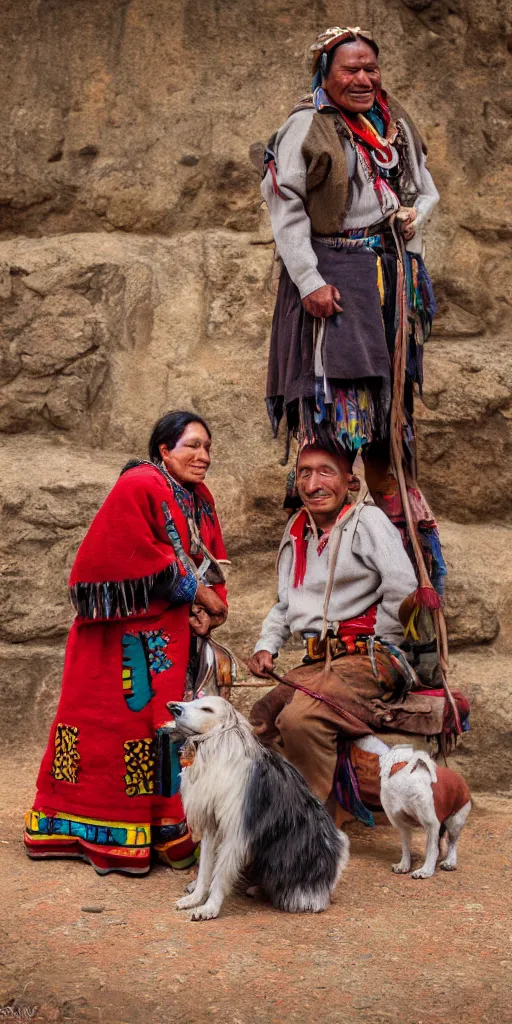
[254,504,418,653]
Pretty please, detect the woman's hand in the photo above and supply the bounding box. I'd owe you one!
[189,606,212,636]
[189,606,227,635]
[246,650,275,678]
[396,206,417,242]
[191,585,228,635]
[195,583,227,620]
[302,284,343,318]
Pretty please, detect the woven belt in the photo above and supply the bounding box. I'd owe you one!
[303,633,373,664]
[313,234,385,250]
[312,224,394,251]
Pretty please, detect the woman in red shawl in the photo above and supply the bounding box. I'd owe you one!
[24,411,228,876]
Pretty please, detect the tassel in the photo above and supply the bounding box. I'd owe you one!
[289,511,308,588]
[413,585,441,611]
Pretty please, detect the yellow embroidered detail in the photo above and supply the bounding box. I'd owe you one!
[405,607,421,642]
[51,724,80,783]
[376,255,384,305]
[122,668,133,692]
[123,738,154,797]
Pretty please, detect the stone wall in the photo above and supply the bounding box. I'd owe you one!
[1,0,511,790]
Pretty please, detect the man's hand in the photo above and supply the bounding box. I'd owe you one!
[246,650,275,678]
[302,284,342,318]
[396,206,417,242]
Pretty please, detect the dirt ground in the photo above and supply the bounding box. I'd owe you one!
[2,755,512,1024]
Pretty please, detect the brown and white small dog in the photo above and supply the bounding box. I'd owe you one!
[356,737,471,878]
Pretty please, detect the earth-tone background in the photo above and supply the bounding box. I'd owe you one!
[1,2,512,1023]
[1,0,511,790]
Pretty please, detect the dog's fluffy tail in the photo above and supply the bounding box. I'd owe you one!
[334,828,350,883]
[244,749,348,913]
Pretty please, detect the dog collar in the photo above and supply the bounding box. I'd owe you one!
[179,742,196,768]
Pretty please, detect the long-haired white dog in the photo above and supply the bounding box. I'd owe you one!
[166,696,349,921]
[355,736,471,879]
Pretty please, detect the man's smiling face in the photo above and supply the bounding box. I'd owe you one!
[324,39,381,114]
[296,448,351,525]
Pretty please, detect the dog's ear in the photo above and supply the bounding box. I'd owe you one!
[410,753,437,782]
[229,701,250,728]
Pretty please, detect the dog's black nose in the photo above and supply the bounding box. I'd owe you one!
[167,702,183,718]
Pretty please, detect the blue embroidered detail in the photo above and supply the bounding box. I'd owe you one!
[169,573,198,605]
[145,630,172,674]
[161,502,198,605]
[122,629,173,712]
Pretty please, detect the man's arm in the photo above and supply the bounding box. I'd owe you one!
[353,506,419,639]
[412,148,440,231]
[261,112,327,300]
[247,544,292,676]
[400,122,439,251]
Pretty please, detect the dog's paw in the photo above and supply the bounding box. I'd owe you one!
[411,867,435,879]
[185,879,197,894]
[392,863,410,874]
[439,860,456,871]
[190,902,220,921]
[176,893,204,911]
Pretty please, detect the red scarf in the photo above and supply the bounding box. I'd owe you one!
[327,88,394,164]
[289,505,352,588]
[325,88,398,210]
[69,463,195,588]
[68,463,225,619]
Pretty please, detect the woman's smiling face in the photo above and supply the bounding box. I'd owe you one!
[159,422,212,485]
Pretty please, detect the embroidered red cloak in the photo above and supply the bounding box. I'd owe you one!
[24,462,227,874]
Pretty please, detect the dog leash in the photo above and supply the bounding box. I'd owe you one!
[245,662,372,733]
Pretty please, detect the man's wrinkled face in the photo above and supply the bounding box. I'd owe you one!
[296,448,350,519]
[323,40,381,113]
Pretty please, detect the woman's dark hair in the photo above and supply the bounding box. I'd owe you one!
[148,410,211,463]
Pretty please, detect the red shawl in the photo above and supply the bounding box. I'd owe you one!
[69,463,227,618]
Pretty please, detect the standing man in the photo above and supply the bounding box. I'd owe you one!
[262,27,446,604]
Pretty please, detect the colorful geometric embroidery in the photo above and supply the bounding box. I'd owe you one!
[123,738,154,796]
[24,809,150,848]
[121,630,172,712]
[145,630,172,673]
[170,475,215,529]
[51,724,80,783]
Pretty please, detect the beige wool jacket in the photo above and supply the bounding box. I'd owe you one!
[254,503,419,654]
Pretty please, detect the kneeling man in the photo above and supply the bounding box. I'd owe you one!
[248,442,447,807]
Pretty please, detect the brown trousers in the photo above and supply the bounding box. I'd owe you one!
[250,653,444,804]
